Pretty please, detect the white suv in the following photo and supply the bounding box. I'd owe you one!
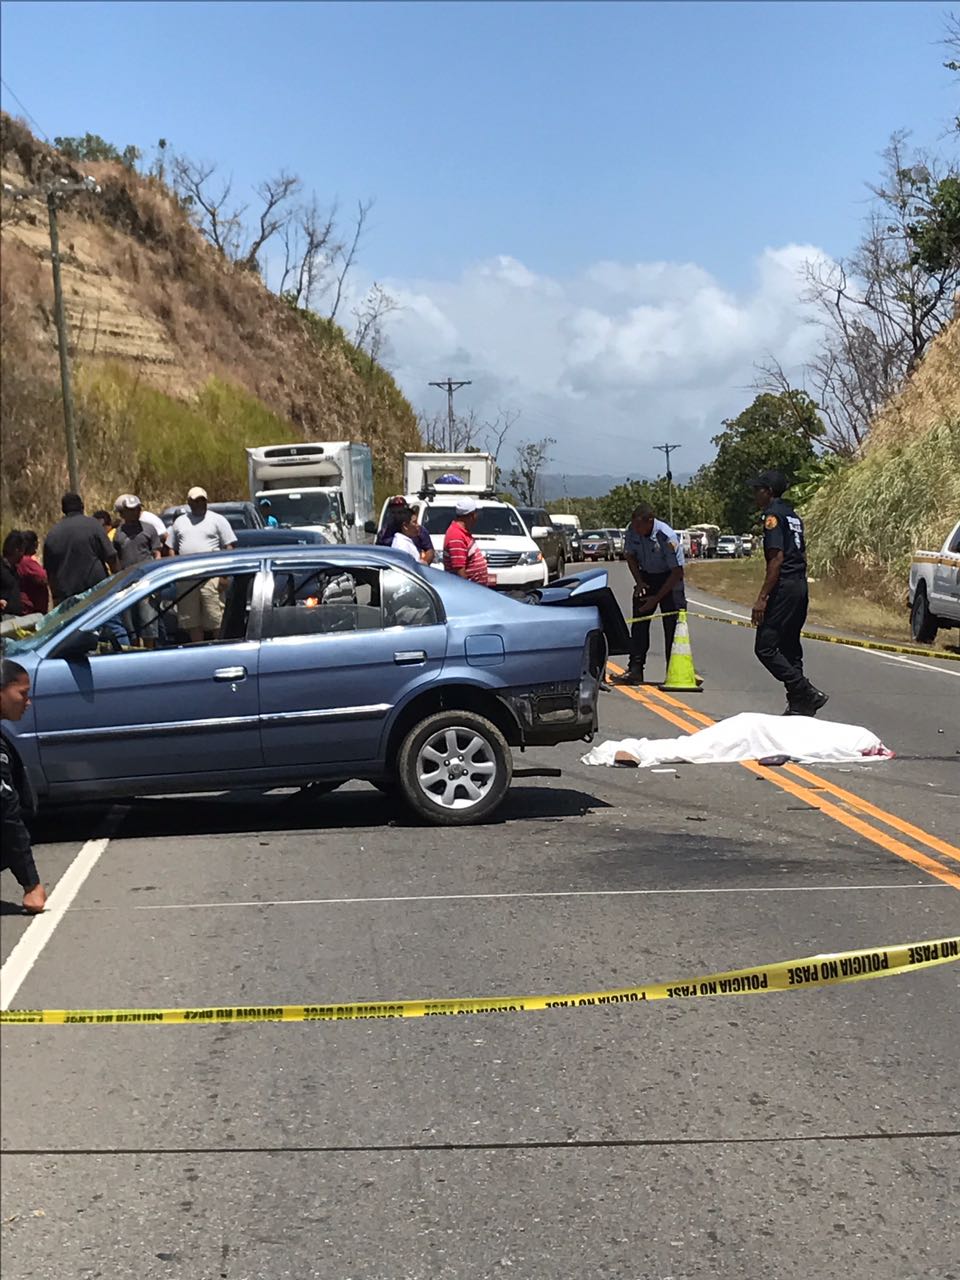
[380,496,548,590]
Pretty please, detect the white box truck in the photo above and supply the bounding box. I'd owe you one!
[403,452,496,496]
[246,441,375,543]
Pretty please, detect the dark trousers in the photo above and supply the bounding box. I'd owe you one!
[629,572,686,671]
[754,576,811,699]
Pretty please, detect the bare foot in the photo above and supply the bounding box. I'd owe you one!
[22,883,47,914]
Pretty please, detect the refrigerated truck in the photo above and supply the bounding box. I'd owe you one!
[403,452,496,496]
[246,441,375,543]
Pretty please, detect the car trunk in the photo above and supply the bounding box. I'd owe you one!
[531,568,631,654]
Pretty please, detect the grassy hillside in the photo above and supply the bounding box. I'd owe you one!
[803,318,960,608]
[0,112,421,531]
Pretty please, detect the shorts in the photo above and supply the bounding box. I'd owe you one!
[177,577,224,634]
[123,595,159,643]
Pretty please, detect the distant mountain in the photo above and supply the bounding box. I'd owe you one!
[540,471,694,500]
[540,473,639,500]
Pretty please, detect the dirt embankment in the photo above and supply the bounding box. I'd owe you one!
[0,113,421,529]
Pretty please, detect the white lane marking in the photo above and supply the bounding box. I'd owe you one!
[686,596,960,676]
[0,807,123,1011]
[106,882,950,913]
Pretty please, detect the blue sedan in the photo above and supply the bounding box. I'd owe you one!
[3,548,628,825]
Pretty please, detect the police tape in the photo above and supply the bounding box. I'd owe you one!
[2,938,956,1026]
[624,608,960,661]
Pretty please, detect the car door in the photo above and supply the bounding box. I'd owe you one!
[932,525,960,615]
[258,557,447,765]
[31,561,266,787]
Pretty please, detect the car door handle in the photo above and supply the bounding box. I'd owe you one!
[213,666,247,682]
[394,651,427,665]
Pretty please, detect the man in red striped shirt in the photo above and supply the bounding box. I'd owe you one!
[442,498,490,586]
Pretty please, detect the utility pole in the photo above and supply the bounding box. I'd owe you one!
[4,174,101,493]
[428,377,472,452]
[653,443,681,528]
[47,190,80,493]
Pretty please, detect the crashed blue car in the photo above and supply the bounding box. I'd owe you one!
[3,549,628,825]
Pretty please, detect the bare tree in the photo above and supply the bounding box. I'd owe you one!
[508,436,556,506]
[417,406,519,458]
[352,283,399,360]
[238,171,301,272]
[329,198,372,322]
[760,134,959,455]
[171,155,246,258]
[279,196,339,308]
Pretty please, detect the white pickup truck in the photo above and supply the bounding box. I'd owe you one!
[908,518,960,642]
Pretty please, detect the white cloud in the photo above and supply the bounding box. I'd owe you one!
[377,246,831,475]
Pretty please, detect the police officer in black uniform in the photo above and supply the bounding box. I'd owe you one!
[750,470,828,716]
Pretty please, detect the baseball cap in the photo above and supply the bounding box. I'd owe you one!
[455,497,479,516]
[115,493,141,511]
[749,469,788,496]
[187,486,208,501]
[257,496,272,507]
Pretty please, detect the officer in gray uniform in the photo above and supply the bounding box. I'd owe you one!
[612,502,686,686]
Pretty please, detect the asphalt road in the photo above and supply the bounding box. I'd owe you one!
[2,560,958,1279]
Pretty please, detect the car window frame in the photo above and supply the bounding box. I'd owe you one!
[262,556,446,642]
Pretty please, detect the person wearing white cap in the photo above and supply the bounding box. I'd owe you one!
[170,487,237,642]
[113,496,162,647]
[442,496,490,586]
[117,493,169,553]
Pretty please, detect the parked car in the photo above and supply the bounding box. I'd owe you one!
[561,525,583,563]
[739,534,754,557]
[2,550,629,826]
[605,529,625,560]
[908,518,960,642]
[581,530,612,562]
[161,501,265,532]
[517,508,567,580]
[234,528,331,548]
[716,535,743,559]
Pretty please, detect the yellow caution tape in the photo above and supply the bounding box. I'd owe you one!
[2,938,956,1026]
[624,608,960,661]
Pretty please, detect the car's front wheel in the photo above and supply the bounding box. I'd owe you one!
[397,711,513,825]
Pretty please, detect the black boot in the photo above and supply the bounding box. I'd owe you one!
[790,687,829,717]
[611,666,645,687]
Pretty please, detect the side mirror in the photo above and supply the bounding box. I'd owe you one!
[346,513,356,528]
[51,628,99,660]
[363,520,378,535]
[532,526,550,538]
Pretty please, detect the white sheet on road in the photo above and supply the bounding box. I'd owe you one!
[582,712,893,768]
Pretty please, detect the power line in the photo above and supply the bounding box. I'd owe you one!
[428,377,472,451]
[0,76,49,140]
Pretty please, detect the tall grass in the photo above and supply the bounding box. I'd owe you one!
[805,417,960,605]
[1,363,300,533]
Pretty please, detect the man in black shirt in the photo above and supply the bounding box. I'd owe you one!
[750,470,828,716]
[43,492,117,605]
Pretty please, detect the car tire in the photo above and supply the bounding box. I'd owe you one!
[397,710,513,826]
[910,585,939,643]
[555,555,565,580]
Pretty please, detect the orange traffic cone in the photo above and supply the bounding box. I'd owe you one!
[660,610,703,692]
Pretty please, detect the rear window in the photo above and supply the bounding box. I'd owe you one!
[424,505,525,537]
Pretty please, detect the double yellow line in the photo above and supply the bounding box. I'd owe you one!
[606,666,960,891]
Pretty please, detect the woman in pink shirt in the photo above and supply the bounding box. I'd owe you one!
[16,531,50,615]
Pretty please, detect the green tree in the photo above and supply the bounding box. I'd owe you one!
[705,392,823,532]
[907,174,960,274]
[54,133,141,168]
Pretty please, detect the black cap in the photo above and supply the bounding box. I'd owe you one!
[750,469,788,496]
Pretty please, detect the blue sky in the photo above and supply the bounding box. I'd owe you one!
[2,1,955,473]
